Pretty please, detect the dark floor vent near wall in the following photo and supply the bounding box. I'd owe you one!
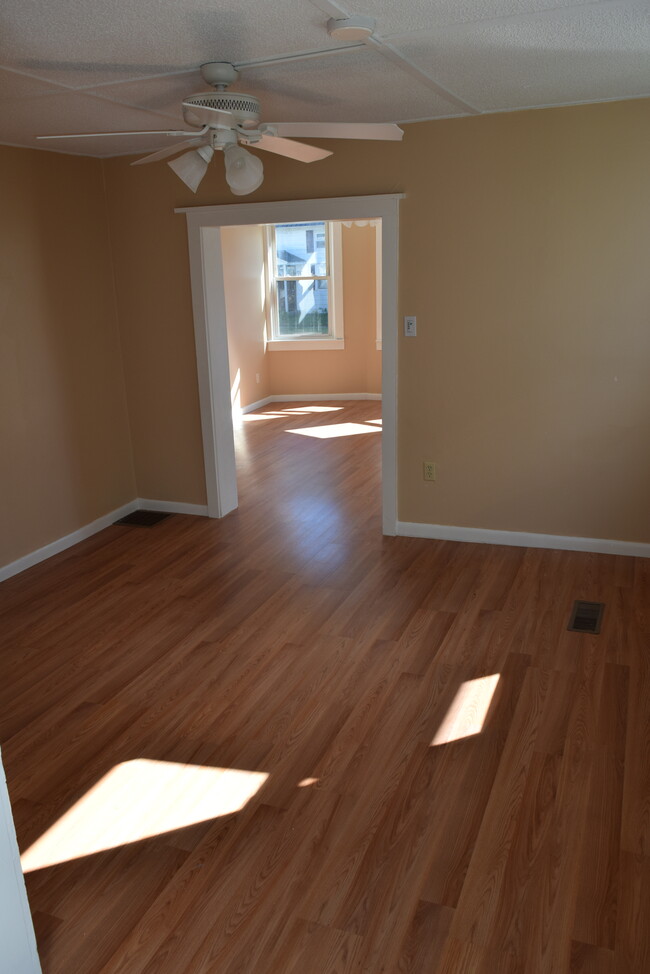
[114,510,173,527]
[567,600,605,634]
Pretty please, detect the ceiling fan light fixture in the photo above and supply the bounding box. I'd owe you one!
[224,144,264,196]
[196,144,214,164]
[168,145,213,193]
[326,15,376,41]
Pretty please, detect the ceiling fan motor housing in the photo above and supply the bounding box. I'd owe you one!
[183,91,261,128]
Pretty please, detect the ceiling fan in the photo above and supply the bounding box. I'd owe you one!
[38,61,404,196]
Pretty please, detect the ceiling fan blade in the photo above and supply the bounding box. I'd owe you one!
[262,122,404,142]
[247,134,331,163]
[131,139,207,166]
[181,101,234,127]
[37,129,196,141]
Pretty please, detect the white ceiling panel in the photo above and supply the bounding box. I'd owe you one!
[228,47,465,122]
[352,0,596,38]
[30,133,186,159]
[393,3,650,113]
[88,72,203,124]
[0,0,340,88]
[90,46,465,125]
[0,67,66,102]
[0,91,180,154]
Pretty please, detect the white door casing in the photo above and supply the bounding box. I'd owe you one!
[177,194,403,535]
[0,749,42,973]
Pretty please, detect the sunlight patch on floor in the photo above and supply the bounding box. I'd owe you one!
[242,411,286,421]
[21,760,268,873]
[430,675,500,746]
[287,422,382,439]
[280,406,344,414]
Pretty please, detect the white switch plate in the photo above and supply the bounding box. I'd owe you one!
[404,316,417,337]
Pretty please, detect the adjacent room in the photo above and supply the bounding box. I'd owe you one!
[1,1,650,972]
[222,216,381,412]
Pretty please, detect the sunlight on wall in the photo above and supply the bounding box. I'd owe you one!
[430,675,500,746]
[21,760,268,873]
[231,368,242,418]
[260,264,266,313]
[287,422,381,439]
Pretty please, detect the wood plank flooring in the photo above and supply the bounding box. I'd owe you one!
[1,399,649,973]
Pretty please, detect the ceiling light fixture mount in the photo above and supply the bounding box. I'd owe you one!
[326,15,376,42]
[199,61,240,90]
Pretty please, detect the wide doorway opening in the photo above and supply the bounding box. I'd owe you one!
[177,194,401,534]
[221,216,383,531]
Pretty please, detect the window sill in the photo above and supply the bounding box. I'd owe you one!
[267,339,345,351]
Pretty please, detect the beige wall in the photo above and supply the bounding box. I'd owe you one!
[99,98,650,543]
[221,224,270,409]
[267,223,381,397]
[101,155,207,503]
[398,104,650,542]
[0,146,135,568]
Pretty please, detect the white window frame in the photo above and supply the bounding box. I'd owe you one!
[265,220,344,351]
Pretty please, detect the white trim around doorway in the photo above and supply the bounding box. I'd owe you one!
[176,194,403,536]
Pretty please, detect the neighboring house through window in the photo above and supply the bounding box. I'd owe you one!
[265,220,344,350]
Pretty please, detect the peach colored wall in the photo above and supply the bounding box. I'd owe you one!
[267,223,380,397]
[0,146,135,569]
[102,98,650,543]
[221,224,270,409]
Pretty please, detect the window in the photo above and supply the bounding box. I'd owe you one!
[265,221,344,350]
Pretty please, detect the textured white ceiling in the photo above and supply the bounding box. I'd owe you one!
[393,2,650,114]
[352,0,596,36]
[0,0,341,86]
[0,0,648,157]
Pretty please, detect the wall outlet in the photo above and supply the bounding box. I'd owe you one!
[404,316,417,337]
[255,373,260,384]
[423,460,436,482]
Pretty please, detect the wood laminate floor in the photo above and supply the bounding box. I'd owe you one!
[1,400,649,973]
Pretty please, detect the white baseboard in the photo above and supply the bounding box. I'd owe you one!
[6,497,647,587]
[138,498,209,517]
[397,520,650,559]
[0,500,139,583]
[241,393,382,414]
[0,497,209,583]
[240,395,273,414]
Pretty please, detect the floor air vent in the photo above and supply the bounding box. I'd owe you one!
[567,600,604,634]
[114,510,172,527]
